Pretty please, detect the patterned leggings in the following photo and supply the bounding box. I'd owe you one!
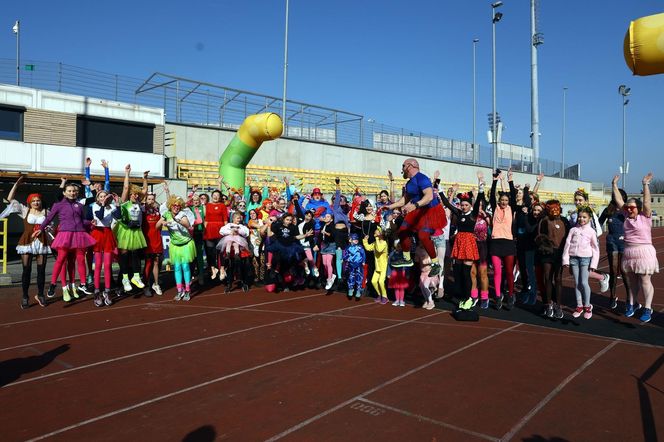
[347,265,364,290]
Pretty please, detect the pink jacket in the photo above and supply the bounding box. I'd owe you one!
[562,223,599,269]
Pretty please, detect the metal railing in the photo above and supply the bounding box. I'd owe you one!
[1,58,577,178]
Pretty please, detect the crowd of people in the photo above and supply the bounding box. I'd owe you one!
[1,157,658,324]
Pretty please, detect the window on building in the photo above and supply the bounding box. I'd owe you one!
[76,116,154,153]
[0,106,24,141]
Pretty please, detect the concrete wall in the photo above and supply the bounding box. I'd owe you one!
[167,122,601,198]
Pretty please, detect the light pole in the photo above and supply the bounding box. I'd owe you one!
[473,38,479,164]
[619,84,631,189]
[561,87,567,178]
[282,0,290,131]
[12,20,20,86]
[491,1,503,170]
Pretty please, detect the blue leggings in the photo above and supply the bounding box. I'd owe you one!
[335,249,343,278]
[347,265,364,290]
[174,262,192,286]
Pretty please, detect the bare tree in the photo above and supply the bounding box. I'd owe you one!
[650,178,664,194]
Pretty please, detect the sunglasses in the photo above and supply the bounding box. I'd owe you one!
[625,206,638,211]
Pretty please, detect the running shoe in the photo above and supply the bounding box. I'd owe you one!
[495,294,503,310]
[242,284,249,293]
[599,274,610,293]
[152,284,163,296]
[122,278,132,292]
[182,291,191,301]
[380,297,389,305]
[424,300,435,310]
[610,296,618,310]
[428,263,442,277]
[553,304,564,319]
[625,303,641,318]
[392,258,414,268]
[70,284,80,299]
[325,274,337,290]
[313,268,320,278]
[174,291,183,301]
[143,287,153,298]
[77,284,92,296]
[392,300,400,306]
[480,299,489,309]
[583,305,593,320]
[62,286,72,302]
[572,306,584,318]
[130,275,145,289]
[47,284,57,298]
[399,301,406,307]
[470,297,479,308]
[93,290,103,307]
[545,304,554,318]
[103,289,113,306]
[304,266,310,275]
[639,308,652,323]
[505,295,515,311]
[21,297,29,309]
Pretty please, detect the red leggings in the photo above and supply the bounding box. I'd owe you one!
[52,248,86,286]
[491,255,515,297]
[94,251,113,290]
[399,229,437,259]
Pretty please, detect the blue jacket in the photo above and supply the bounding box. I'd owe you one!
[343,244,365,267]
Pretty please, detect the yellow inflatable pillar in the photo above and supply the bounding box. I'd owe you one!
[624,12,664,76]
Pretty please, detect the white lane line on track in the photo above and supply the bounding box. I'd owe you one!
[4,299,370,389]
[0,292,325,353]
[25,310,445,441]
[356,397,499,441]
[264,323,522,441]
[499,340,619,441]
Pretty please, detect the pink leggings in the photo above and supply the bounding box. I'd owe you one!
[491,255,515,297]
[322,254,334,278]
[52,248,86,286]
[304,249,315,267]
[94,251,113,290]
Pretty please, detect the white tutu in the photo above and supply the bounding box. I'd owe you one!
[16,239,51,255]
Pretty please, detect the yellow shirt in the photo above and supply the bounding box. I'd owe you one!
[363,237,388,273]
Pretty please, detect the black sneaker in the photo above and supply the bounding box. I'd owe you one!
[553,304,564,319]
[610,297,618,310]
[21,297,29,309]
[545,304,554,318]
[428,263,442,277]
[93,291,104,307]
[505,295,515,311]
[392,258,414,268]
[103,290,113,306]
[495,294,503,310]
[242,283,249,293]
[77,284,93,296]
[47,284,57,298]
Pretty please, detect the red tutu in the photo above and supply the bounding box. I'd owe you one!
[91,227,117,253]
[389,269,410,289]
[400,204,447,234]
[451,231,479,261]
[51,231,96,251]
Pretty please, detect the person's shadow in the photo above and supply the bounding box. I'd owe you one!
[183,425,216,442]
[0,344,70,387]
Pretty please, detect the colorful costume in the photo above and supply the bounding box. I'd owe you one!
[363,232,388,301]
[343,235,366,297]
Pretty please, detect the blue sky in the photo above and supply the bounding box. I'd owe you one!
[2,0,663,191]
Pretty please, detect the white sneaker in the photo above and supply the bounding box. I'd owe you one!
[152,284,163,296]
[399,301,406,307]
[122,278,132,292]
[392,300,400,306]
[599,274,610,293]
[313,268,320,278]
[325,274,337,290]
[304,266,310,275]
[130,275,145,289]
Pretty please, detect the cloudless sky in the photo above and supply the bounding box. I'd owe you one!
[2,0,663,191]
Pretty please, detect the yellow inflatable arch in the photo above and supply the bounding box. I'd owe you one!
[624,12,664,76]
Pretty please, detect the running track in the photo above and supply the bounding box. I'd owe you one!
[1,232,663,441]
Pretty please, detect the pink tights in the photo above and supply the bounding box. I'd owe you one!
[94,251,113,290]
[394,288,405,303]
[491,255,515,297]
[52,249,86,286]
[322,254,334,278]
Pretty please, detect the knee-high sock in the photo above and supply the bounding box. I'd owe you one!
[21,257,32,298]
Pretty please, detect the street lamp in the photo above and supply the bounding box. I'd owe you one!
[491,1,503,170]
[561,87,567,178]
[619,84,631,189]
[472,38,479,164]
[282,0,290,130]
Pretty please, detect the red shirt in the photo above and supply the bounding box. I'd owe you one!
[203,203,228,240]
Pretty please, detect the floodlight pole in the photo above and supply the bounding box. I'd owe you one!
[14,20,20,86]
[491,2,502,170]
[619,85,630,189]
[282,0,290,131]
[561,87,567,178]
[473,38,479,163]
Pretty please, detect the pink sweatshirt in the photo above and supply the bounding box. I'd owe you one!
[562,223,599,269]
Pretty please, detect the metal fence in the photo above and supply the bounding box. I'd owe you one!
[0,58,577,178]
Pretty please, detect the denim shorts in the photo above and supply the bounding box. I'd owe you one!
[569,256,591,267]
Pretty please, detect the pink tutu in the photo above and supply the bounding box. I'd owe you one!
[622,244,660,275]
[389,269,410,289]
[51,231,97,251]
[216,235,249,253]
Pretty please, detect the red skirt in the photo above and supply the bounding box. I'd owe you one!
[91,227,117,253]
[389,269,410,289]
[400,204,447,234]
[204,221,223,241]
[451,231,479,261]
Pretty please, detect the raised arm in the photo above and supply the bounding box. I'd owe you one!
[439,184,460,216]
[142,170,150,199]
[611,175,624,210]
[388,170,395,202]
[7,174,26,202]
[642,172,653,217]
[489,173,499,211]
[120,164,131,202]
[84,157,93,198]
[532,172,543,194]
[507,168,517,209]
[101,159,111,192]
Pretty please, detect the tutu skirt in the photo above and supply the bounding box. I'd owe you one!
[16,239,51,255]
[169,240,197,265]
[51,231,96,251]
[451,232,479,261]
[389,269,409,289]
[91,227,117,253]
[622,244,660,275]
[217,235,249,252]
[115,224,147,251]
[267,241,305,263]
[400,204,447,234]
